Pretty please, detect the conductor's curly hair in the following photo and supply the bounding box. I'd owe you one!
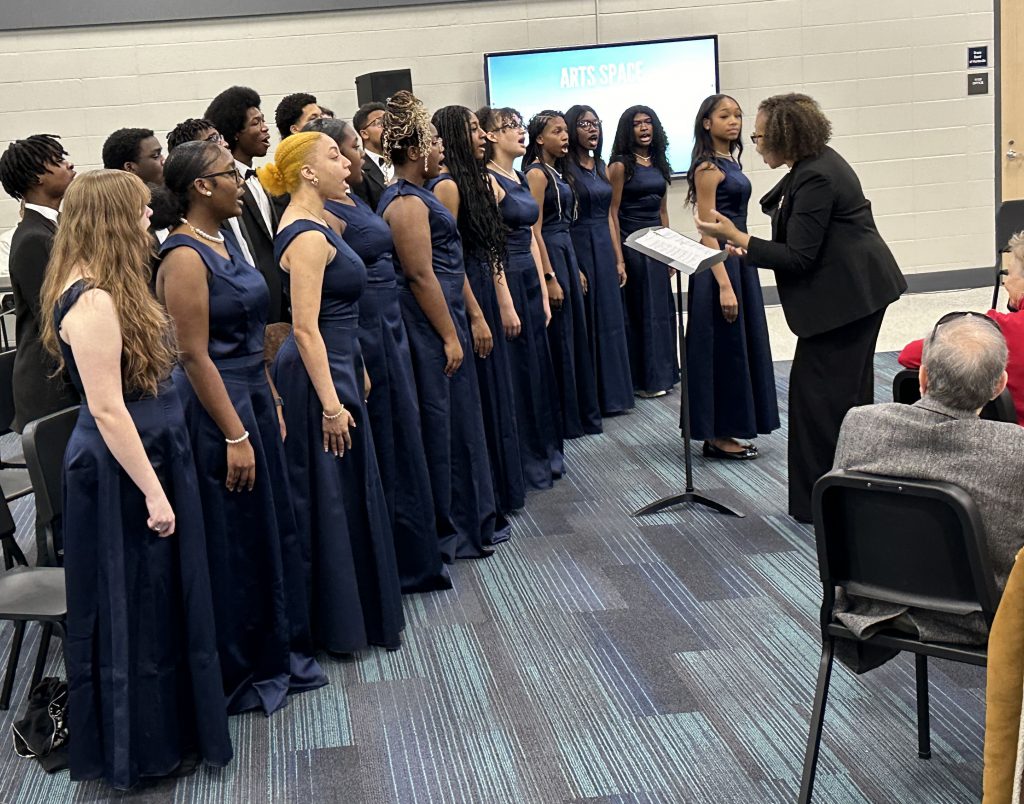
[757,93,832,163]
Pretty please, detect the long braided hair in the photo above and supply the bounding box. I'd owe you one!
[382,90,433,169]
[0,134,67,200]
[431,106,505,275]
[609,105,672,184]
[522,110,577,221]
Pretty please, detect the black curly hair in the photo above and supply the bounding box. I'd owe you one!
[757,93,832,163]
[275,92,318,139]
[685,94,743,208]
[0,134,67,200]
[101,128,155,170]
[564,104,607,180]
[204,86,261,152]
[353,102,385,135]
[149,141,222,229]
[167,118,218,152]
[431,105,506,275]
[609,105,671,184]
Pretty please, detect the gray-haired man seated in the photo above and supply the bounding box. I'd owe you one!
[831,312,1024,657]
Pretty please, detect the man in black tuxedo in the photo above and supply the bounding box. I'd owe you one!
[205,86,290,323]
[0,134,80,431]
[352,102,390,211]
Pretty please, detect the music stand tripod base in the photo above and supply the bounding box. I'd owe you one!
[634,490,745,518]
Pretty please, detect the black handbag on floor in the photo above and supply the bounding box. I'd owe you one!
[12,677,68,773]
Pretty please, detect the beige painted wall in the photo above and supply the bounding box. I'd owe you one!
[0,0,995,275]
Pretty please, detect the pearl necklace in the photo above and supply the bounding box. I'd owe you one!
[181,217,224,243]
[714,150,734,160]
[487,160,519,182]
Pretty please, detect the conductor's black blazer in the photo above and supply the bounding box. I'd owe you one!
[746,146,906,339]
[352,153,387,212]
[239,182,289,324]
[8,209,79,432]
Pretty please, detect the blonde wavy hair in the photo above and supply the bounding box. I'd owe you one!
[256,131,322,196]
[40,170,176,397]
[382,90,432,168]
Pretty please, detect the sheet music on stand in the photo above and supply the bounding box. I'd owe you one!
[625,227,727,275]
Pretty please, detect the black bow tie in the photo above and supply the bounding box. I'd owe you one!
[244,168,257,180]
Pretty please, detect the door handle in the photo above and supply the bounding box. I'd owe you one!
[1009,140,1019,160]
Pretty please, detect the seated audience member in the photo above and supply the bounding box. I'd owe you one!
[101,127,165,185]
[898,234,1024,425]
[205,86,289,323]
[167,117,226,152]
[274,92,321,140]
[832,313,1024,648]
[0,134,80,431]
[352,101,389,210]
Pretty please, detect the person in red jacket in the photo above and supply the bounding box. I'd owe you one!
[898,234,1024,425]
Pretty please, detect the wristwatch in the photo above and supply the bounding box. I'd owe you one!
[544,272,556,281]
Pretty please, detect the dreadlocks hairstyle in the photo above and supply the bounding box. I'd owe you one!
[40,170,176,397]
[757,93,832,163]
[0,134,67,200]
[523,110,577,221]
[609,105,672,184]
[167,118,218,152]
[475,106,522,164]
[431,106,506,275]
[204,86,261,152]
[685,94,743,208]
[101,128,154,171]
[382,90,432,169]
[149,141,223,227]
[564,104,607,180]
[275,92,318,139]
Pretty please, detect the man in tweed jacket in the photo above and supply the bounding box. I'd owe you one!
[831,313,1024,646]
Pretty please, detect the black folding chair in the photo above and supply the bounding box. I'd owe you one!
[892,368,1018,424]
[22,406,78,568]
[0,349,26,471]
[0,492,65,710]
[798,471,998,803]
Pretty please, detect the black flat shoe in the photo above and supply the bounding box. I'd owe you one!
[702,441,758,461]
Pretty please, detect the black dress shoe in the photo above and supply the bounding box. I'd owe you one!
[702,441,758,460]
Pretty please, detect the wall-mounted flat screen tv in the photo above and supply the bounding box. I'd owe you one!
[485,36,719,176]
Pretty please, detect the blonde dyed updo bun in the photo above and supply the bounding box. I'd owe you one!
[255,131,323,196]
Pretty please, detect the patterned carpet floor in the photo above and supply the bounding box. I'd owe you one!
[0,352,985,803]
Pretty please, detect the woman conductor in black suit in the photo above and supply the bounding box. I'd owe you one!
[697,93,906,523]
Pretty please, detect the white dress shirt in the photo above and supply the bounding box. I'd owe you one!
[364,149,394,183]
[22,203,59,224]
[235,159,274,234]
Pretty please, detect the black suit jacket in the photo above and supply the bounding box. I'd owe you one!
[352,153,386,212]
[239,181,290,324]
[9,209,79,432]
[746,146,907,338]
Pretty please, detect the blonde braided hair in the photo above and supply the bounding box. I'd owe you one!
[381,90,433,169]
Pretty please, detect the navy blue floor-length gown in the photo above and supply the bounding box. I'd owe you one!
[161,234,326,715]
[272,219,405,653]
[56,280,232,789]
[427,174,525,529]
[489,168,564,491]
[379,179,497,560]
[614,161,680,395]
[686,158,780,441]
[526,163,602,438]
[325,195,452,592]
[568,162,634,415]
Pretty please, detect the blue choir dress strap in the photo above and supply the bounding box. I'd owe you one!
[160,233,327,716]
[325,195,452,592]
[378,178,498,559]
[55,278,233,788]
[525,162,602,438]
[488,168,564,491]
[272,217,405,654]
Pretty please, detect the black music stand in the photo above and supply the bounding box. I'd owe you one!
[992,200,1024,308]
[625,229,745,519]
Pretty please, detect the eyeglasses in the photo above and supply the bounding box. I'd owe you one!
[930,311,1002,338]
[366,118,384,129]
[494,122,525,133]
[576,120,602,130]
[198,167,244,185]
[750,133,764,144]
[204,132,227,145]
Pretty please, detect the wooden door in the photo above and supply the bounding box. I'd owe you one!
[1002,0,1024,202]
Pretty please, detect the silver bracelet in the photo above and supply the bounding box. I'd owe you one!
[322,406,345,420]
[225,430,250,445]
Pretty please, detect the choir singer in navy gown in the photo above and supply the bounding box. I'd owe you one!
[40,170,232,788]
[305,116,452,593]
[263,132,405,653]
[154,141,326,714]
[696,93,905,522]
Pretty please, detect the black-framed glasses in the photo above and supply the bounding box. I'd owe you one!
[930,311,1002,338]
[750,133,764,144]
[495,122,525,133]
[198,167,244,185]
[576,119,601,130]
